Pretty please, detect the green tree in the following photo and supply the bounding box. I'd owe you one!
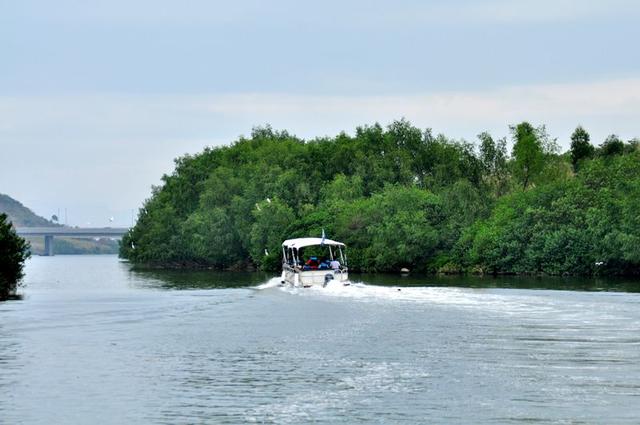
[600,134,624,156]
[118,119,639,276]
[624,138,639,154]
[250,198,295,269]
[511,122,544,190]
[570,126,594,171]
[181,208,243,268]
[0,213,31,300]
[467,151,640,276]
[478,132,509,196]
[320,174,364,204]
[331,185,443,272]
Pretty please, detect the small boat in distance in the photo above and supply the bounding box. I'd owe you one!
[281,236,349,288]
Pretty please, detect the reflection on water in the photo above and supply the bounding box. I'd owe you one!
[1,255,640,424]
[358,273,640,292]
[132,265,640,293]
[129,267,271,290]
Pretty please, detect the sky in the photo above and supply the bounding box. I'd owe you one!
[1,0,640,227]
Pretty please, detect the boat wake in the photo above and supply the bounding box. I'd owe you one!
[254,277,283,290]
[262,278,568,316]
[254,276,631,322]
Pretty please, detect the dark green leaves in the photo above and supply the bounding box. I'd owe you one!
[0,213,31,300]
[120,120,640,276]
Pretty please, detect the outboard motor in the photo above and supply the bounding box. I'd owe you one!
[323,273,334,288]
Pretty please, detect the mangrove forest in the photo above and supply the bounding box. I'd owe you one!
[120,120,640,276]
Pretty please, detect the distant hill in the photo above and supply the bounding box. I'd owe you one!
[0,193,118,255]
[0,193,58,227]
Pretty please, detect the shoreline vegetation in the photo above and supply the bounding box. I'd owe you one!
[120,120,640,277]
[0,213,30,300]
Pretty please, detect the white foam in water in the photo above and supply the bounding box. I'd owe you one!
[244,359,413,423]
[257,276,636,322]
[254,277,283,290]
[270,278,568,317]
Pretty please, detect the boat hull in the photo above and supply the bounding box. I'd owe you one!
[281,269,349,288]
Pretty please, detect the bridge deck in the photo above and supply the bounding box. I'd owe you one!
[15,227,129,237]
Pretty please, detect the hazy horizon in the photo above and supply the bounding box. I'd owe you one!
[2,0,640,227]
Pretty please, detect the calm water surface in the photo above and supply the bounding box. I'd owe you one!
[1,255,640,424]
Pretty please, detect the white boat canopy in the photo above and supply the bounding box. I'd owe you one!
[282,237,345,249]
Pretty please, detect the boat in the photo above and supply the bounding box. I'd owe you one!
[281,237,349,288]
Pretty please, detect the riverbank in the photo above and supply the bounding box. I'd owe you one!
[124,257,640,279]
[121,257,640,292]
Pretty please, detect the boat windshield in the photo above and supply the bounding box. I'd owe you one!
[282,239,347,270]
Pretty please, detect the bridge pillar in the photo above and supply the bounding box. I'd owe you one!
[44,235,54,256]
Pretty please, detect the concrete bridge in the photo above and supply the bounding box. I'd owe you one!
[15,227,129,256]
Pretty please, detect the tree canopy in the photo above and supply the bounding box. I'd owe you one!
[120,120,640,276]
[0,213,31,300]
[570,126,594,171]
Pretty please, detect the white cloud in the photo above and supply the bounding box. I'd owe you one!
[2,77,640,146]
[193,78,640,141]
[2,77,639,225]
[2,78,639,143]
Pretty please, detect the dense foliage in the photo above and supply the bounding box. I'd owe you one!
[0,213,31,300]
[121,120,640,276]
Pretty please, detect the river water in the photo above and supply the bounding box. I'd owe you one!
[1,255,640,424]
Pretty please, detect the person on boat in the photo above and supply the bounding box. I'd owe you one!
[318,257,330,270]
[330,259,340,270]
[306,256,319,269]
